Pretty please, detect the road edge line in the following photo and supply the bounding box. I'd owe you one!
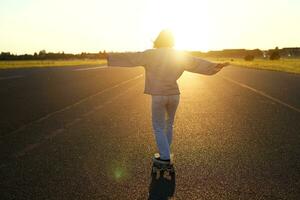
[220,75,300,114]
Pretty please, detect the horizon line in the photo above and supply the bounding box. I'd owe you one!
[2,46,300,55]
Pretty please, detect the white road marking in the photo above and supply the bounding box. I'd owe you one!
[74,66,107,71]
[14,80,141,159]
[221,75,300,114]
[0,75,24,80]
[15,143,40,157]
[10,74,143,135]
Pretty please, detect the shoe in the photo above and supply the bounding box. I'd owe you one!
[153,156,171,165]
[153,153,174,164]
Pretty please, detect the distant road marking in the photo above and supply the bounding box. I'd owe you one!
[14,81,141,159]
[9,74,143,135]
[74,66,107,71]
[221,75,300,114]
[0,75,24,80]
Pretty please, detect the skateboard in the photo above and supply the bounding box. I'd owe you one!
[151,153,175,180]
[148,155,176,199]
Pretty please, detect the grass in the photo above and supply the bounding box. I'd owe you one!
[205,57,300,74]
[0,58,300,74]
[0,59,107,70]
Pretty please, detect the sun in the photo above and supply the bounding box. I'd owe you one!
[141,0,213,51]
[170,26,211,51]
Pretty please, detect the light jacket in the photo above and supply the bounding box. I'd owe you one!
[108,48,219,95]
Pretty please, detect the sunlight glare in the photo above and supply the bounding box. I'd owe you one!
[142,0,213,51]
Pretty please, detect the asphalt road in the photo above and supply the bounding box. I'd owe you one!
[0,65,300,199]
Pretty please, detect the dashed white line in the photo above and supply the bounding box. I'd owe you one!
[15,143,41,157]
[221,75,300,114]
[74,66,107,71]
[14,80,141,158]
[0,75,24,80]
[9,74,143,135]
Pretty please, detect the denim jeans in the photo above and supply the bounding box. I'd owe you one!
[151,95,180,160]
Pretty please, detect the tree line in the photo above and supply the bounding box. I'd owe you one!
[1,47,299,61]
[190,47,287,61]
[0,50,107,61]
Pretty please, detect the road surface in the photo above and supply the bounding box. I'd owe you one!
[0,65,300,199]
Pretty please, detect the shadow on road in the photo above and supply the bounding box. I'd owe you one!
[148,164,176,200]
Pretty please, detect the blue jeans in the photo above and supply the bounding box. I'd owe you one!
[151,95,180,160]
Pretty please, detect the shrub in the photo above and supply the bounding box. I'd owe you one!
[270,51,280,60]
[244,55,254,61]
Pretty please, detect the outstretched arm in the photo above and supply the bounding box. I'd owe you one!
[210,62,230,74]
[184,55,229,75]
[107,52,145,67]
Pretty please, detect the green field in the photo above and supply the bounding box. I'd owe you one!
[205,58,300,74]
[0,58,300,74]
[0,59,107,69]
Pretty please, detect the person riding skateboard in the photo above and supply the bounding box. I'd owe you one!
[107,29,229,166]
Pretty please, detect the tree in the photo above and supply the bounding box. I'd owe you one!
[39,50,46,56]
[0,52,12,60]
[270,47,280,60]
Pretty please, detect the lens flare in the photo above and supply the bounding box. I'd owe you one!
[108,162,131,182]
[114,168,123,180]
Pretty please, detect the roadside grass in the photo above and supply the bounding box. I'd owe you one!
[1,57,300,74]
[0,59,107,69]
[205,57,300,74]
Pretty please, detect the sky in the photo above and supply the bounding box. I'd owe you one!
[0,0,299,54]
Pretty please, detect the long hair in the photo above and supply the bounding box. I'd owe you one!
[153,29,174,48]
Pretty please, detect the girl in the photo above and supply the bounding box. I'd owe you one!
[107,30,229,165]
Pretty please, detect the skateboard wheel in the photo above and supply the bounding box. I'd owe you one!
[155,170,160,180]
[163,171,172,180]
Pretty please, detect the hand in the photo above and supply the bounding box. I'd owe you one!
[216,62,229,70]
[213,62,230,74]
[217,62,230,68]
